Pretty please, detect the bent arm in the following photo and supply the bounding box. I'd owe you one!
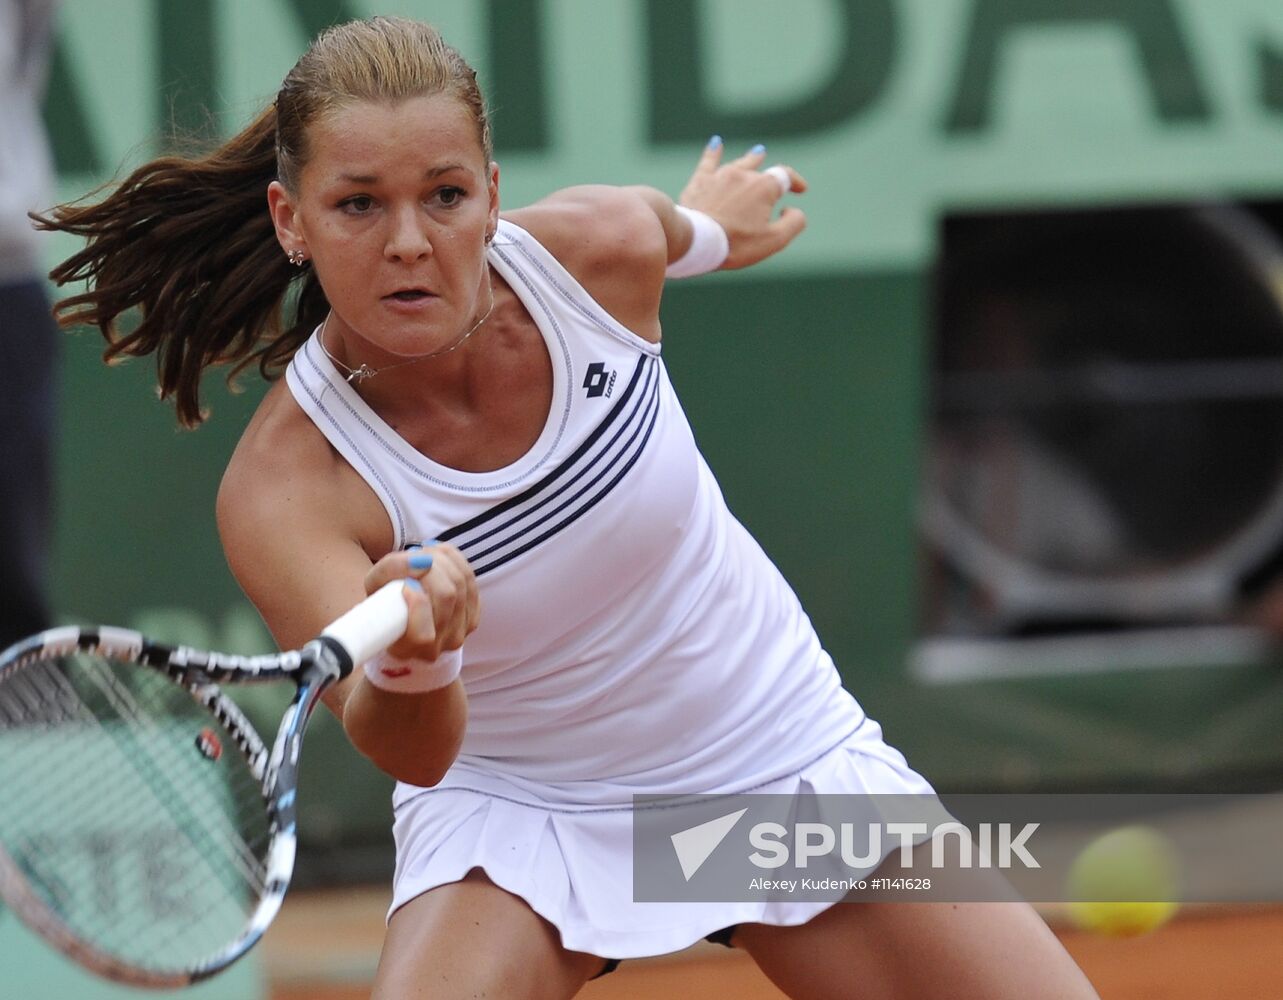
[503,143,807,339]
[217,392,473,787]
[337,637,468,788]
[624,185,702,267]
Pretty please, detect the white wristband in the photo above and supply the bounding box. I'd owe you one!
[665,206,729,279]
[363,648,463,694]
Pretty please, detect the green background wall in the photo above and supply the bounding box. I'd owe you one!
[18,1,1283,993]
[35,0,1283,884]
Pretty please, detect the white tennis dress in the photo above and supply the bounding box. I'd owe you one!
[285,219,932,958]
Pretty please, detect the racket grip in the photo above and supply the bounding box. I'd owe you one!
[321,580,412,667]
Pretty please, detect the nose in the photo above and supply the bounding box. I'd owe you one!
[384,205,432,262]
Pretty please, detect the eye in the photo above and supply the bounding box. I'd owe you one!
[436,186,466,207]
[340,195,375,215]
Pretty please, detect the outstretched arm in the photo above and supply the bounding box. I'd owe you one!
[505,140,809,339]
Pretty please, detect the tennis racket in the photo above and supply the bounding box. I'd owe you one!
[0,580,413,989]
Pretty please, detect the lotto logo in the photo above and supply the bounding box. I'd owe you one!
[583,362,616,398]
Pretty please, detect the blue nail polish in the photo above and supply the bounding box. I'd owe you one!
[708,135,723,150]
[749,143,766,155]
[426,538,440,546]
[409,553,434,570]
[404,578,424,592]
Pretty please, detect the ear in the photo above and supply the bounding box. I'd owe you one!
[267,180,307,259]
[486,162,500,238]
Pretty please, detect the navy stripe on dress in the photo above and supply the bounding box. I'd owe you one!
[432,355,660,575]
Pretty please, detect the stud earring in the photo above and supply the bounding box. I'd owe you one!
[287,249,307,266]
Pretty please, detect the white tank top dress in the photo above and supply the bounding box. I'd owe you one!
[285,219,933,959]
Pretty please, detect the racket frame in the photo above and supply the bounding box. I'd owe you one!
[0,626,351,988]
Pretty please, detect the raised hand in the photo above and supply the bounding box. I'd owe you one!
[674,137,808,270]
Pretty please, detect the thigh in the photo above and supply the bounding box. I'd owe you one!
[733,849,1100,1000]
[372,868,606,1000]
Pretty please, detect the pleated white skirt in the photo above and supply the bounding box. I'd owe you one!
[388,717,936,959]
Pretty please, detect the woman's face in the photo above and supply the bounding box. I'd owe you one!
[270,93,498,362]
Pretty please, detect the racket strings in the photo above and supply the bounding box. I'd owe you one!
[4,660,268,886]
[4,663,71,716]
[0,656,271,961]
[0,653,275,972]
[73,654,272,891]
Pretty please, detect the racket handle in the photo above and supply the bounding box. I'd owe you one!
[321,580,412,667]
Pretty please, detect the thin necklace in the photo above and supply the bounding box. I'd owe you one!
[319,281,496,385]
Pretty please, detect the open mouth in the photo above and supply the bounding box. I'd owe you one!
[387,290,433,303]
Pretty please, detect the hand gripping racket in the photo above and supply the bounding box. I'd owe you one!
[0,581,412,989]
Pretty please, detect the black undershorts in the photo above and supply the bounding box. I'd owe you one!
[592,924,737,979]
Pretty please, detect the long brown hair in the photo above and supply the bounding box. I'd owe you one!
[34,16,492,427]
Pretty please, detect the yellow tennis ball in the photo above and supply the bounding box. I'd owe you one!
[1065,825,1180,937]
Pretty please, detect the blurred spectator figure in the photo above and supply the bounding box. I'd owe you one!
[0,0,59,646]
[924,205,1283,639]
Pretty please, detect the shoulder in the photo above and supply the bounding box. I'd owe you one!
[217,381,392,644]
[218,381,389,553]
[218,381,329,528]
[504,186,668,341]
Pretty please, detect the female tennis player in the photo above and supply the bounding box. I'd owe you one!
[37,16,1098,1000]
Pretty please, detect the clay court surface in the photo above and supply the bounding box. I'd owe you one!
[266,889,1283,999]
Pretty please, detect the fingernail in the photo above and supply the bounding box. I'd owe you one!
[409,553,434,570]
[403,578,424,592]
[708,135,723,150]
[426,538,440,546]
[749,143,766,155]
[407,544,423,552]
